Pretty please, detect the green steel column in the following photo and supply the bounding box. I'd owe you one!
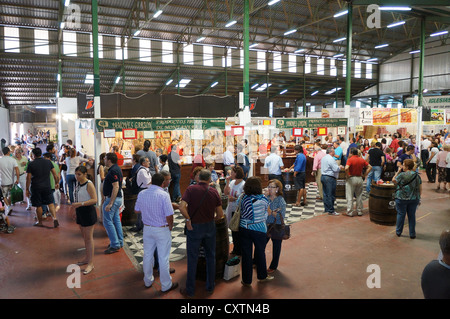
[418,17,426,107]
[303,58,306,116]
[177,45,180,95]
[58,59,63,97]
[122,42,126,94]
[92,0,100,97]
[225,47,228,96]
[243,0,250,108]
[345,3,352,106]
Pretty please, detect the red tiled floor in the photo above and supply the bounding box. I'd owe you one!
[1,170,448,300]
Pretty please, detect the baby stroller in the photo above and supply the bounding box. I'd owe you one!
[0,188,15,234]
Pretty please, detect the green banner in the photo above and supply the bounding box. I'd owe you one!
[276,118,348,129]
[95,118,226,132]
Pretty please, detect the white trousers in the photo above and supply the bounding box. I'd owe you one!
[142,225,172,291]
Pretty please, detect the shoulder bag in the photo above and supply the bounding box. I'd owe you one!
[267,212,291,240]
[392,172,418,200]
[229,194,243,232]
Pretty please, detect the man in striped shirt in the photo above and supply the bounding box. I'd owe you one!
[134,173,178,293]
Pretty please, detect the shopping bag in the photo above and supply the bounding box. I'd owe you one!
[223,257,241,280]
[10,184,23,204]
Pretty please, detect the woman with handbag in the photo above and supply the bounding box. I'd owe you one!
[392,159,422,239]
[224,166,245,256]
[266,179,287,274]
[238,177,272,286]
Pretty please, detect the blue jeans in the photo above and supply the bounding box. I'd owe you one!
[186,221,216,295]
[321,175,337,214]
[240,227,268,284]
[366,166,382,193]
[66,174,76,203]
[395,199,419,237]
[102,196,124,249]
[171,172,181,201]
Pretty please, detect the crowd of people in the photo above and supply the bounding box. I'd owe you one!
[1,127,449,298]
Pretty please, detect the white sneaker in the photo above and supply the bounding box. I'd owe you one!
[26,205,32,211]
[328,212,340,216]
[346,211,353,217]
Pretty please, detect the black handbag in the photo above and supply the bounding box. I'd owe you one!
[267,212,290,240]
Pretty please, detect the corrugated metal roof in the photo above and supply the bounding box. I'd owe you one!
[0,0,448,109]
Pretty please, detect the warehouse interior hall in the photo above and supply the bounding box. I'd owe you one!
[0,0,450,306]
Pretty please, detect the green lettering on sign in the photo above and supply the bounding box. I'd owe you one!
[276,118,348,129]
[95,118,226,132]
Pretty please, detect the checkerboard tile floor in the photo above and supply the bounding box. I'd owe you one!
[123,183,369,266]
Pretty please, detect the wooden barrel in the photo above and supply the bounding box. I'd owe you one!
[336,170,346,199]
[369,183,397,226]
[121,187,137,226]
[196,217,230,280]
[282,171,297,204]
[382,162,396,182]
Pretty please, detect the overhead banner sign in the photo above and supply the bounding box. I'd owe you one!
[359,109,373,125]
[373,108,398,126]
[276,118,348,129]
[95,118,226,132]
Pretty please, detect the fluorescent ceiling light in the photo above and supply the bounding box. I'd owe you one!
[284,29,297,36]
[60,22,65,29]
[57,74,61,81]
[325,87,341,95]
[249,43,258,49]
[409,50,420,54]
[196,36,206,42]
[387,21,405,28]
[334,10,348,18]
[294,48,305,54]
[153,10,163,18]
[430,30,449,37]
[380,6,411,11]
[311,90,319,96]
[64,0,70,6]
[375,44,389,49]
[176,79,191,88]
[255,83,272,91]
[84,74,94,84]
[225,20,237,28]
[210,81,219,88]
[333,37,346,43]
[115,76,120,84]
[333,53,344,58]
[268,0,281,5]
[367,58,378,62]
[165,79,173,85]
[133,30,140,37]
[280,89,288,95]
[251,83,259,90]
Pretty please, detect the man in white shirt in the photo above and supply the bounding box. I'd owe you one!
[223,145,235,176]
[136,157,152,190]
[134,173,178,293]
[421,136,432,169]
[339,136,349,166]
[0,147,20,215]
[130,156,152,232]
[263,146,285,186]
